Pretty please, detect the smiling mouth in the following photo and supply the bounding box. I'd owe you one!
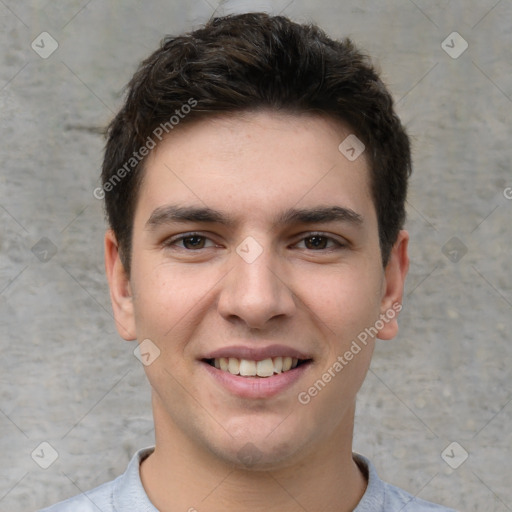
[203,357,312,378]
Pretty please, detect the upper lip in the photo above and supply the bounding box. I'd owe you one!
[202,344,313,361]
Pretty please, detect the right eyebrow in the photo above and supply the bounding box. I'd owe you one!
[145,205,235,230]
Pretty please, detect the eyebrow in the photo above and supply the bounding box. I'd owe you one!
[145,204,363,230]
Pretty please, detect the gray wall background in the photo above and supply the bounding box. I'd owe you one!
[1,1,511,511]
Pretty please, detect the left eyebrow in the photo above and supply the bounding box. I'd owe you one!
[144,204,364,231]
[274,206,363,228]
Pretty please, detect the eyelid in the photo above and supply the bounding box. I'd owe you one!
[292,231,347,246]
[303,231,344,240]
[164,231,218,248]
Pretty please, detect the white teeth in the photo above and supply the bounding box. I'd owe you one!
[239,359,257,376]
[256,358,275,377]
[211,356,304,377]
[228,358,240,375]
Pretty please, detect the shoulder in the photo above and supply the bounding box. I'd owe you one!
[37,446,156,512]
[380,480,458,511]
[37,478,116,512]
[353,453,458,512]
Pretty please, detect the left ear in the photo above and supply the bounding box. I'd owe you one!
[376,230,409,340]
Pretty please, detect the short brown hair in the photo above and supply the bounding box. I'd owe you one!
[101,12,412,274]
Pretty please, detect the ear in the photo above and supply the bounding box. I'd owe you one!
[104,230,137,341]
[376,230,409,340]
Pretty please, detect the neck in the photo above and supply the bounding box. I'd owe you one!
[140,397,367,512]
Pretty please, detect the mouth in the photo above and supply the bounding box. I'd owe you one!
[200,345,314,398]
[203,356,313,378]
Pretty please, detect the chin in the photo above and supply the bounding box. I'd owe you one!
[207,422,309,471]
[218,442,302,471]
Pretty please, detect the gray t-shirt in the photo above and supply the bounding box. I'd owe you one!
[38,447,457,511]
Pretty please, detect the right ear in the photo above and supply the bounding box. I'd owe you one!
[104,230,137,341]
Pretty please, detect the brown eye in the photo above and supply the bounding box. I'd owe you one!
[165,233,217,250]
[304,235,329,250]
[181,235,206,249]
[294,233,344,251]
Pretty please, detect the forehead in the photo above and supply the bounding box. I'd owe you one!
[136,110,375,228]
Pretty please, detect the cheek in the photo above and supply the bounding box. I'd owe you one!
[130,263,194,343]
[133,257,208,314]
[298,264,383,340]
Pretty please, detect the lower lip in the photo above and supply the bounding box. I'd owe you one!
[201,361,312,399]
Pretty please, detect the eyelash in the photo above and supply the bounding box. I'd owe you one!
[164,232,346,251]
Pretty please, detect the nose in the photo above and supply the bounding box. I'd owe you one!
[217,241,296,329]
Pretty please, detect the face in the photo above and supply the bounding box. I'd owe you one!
[106,110,408,470]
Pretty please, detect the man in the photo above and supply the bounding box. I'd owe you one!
[40,12,456,512]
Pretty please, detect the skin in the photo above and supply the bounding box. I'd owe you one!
[105,110,409,512]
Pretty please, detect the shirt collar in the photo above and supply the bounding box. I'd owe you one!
[113,446,158,511]
[353,452,386,511]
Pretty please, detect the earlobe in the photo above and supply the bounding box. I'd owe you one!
[377,230,410,340]
[104,230,137,341]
